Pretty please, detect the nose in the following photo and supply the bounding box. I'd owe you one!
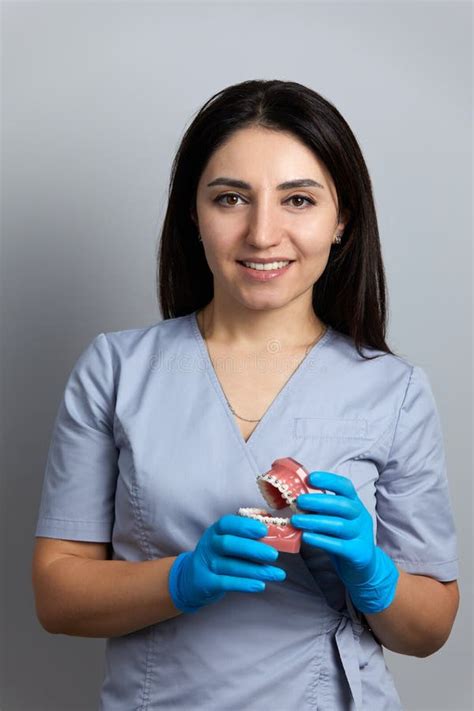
[244,200,284,249]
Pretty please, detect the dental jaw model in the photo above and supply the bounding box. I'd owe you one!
[237,457,325,554]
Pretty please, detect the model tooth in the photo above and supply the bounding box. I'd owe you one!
[247,512,289,525]
[277,484,294,500]
[238,506,290,525]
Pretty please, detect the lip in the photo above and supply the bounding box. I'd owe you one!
[237,258,295,264]
[237,457,325,554]
[237,261,293,281]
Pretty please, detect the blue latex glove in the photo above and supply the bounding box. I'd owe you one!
[291,471,399,614]
[168,514,287,613]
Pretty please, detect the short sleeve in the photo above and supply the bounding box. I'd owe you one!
[375,365,459,581]
[35,332,118,542]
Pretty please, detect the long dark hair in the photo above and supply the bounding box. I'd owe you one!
[157,79,398,360]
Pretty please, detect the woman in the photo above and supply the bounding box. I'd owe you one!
[33,79,459,710]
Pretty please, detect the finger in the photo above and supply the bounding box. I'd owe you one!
[301,531,350,558]
[216,514,268,539]
[307,471,357,499]
[217,576,267,594]
[291,514,359,540]
[296,493,359,519]
[213,533,279,563]
[210,556,286,581]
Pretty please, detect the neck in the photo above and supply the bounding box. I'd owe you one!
[197,298,326,353]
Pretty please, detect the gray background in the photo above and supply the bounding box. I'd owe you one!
[1,1,472,709]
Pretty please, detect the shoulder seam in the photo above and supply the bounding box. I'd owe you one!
[98,332,118,412]
[385,364,416,466]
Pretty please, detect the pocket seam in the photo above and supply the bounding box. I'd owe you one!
[294,417,369,440]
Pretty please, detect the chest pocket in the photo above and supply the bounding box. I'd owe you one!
[292,416,376,501]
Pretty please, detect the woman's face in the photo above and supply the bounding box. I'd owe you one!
[193,125,347,313]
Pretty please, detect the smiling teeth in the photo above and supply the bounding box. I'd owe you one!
[242,261,290,271]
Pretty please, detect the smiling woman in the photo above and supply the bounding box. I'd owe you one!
[33,79,459,711]
[190,123,348,321]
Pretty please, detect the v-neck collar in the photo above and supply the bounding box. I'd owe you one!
[188,310,335,451]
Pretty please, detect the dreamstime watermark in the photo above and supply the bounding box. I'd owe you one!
[148,338,321,374]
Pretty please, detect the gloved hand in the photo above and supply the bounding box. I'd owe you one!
[168,513,287,613]
[291,471,399,614]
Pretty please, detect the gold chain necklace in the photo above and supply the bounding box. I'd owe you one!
[200,310,328,423]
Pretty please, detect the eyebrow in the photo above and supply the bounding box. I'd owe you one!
[206,177,325,191]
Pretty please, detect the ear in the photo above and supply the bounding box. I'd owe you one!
[338,208,350,232]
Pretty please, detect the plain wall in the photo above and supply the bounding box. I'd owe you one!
[1,1,472,709]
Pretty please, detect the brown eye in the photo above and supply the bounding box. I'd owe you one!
[288,195,315,208]
[214,193,244,207]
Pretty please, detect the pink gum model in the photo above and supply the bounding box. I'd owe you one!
[237,457,325,554]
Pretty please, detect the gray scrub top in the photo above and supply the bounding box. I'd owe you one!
[35,312,459,711]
